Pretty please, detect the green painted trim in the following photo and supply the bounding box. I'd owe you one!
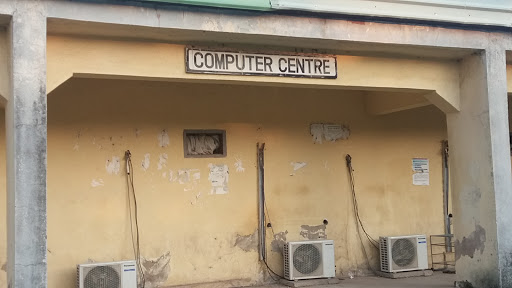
[140,0,272,11]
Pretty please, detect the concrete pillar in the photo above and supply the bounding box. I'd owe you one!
[447,46,512,287]
[6,1,47,288]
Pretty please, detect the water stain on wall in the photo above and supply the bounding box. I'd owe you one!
[234,230,258,252]
[271,231,288,253]
[142,251,171,288]
[300,224,327,240]
[455,225,486,261]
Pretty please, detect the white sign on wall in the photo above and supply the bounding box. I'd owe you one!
[186,48,337,79]
[412,158,429,186]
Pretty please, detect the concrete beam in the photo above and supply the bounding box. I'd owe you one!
[447,47,512,287]
[364,91,431,115]
[47,35,460,113]
[43,0,512,58]
[6,1,47,287]
[507,64,511,94]
[0,29,9,105]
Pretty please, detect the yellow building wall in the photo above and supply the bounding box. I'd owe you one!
[33,77,446,287]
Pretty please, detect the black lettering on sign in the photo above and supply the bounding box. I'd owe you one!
[255,56,264,72]
[264,57,273,72]
[323,59,330,74]
[305,59,313,74]
[314,59,322,74]
[215,53,225,69]
[296,58,305,74]
[279,58,287,72]
[288,58,296,73]
[246,55,255,70]
[226,54,235,70]
[236,55,245,70]
[194,52,204,68]
[204,53,214,69]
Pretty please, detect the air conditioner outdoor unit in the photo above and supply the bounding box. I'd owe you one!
[283,240,335,280]
[77,260,137,288]
[380,235,428,273]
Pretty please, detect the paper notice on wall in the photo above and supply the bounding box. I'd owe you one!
[310,123,350,144]
[412,158,429,186]
[208,164,229,194]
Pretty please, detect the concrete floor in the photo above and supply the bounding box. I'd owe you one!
[250,272,455,288]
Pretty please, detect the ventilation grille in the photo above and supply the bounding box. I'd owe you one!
[380,238,389,272]
[283,243,290,279]
[291,243,324,277]
[391,238,418,271]
[81,264,122,288]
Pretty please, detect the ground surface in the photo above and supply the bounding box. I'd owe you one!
[249,272,455,288]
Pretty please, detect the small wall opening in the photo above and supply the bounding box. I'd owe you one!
[183,129,226,158]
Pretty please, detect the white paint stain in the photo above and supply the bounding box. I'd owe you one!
[208,164,229,195]
[142,153,151,171]
[162,172,167,178]
[157,153,168,170]
[234,157,245,173]
[158,130,170,147]
[91,179,104,187]
[178,169,200,192]
[178,169,190,184]
[105,156,121,175]
[73,143,80,151]
[169,170,177,182]
[292,162,307,171]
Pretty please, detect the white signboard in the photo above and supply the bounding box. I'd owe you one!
[186,48,337,79]
[412,158,429,186]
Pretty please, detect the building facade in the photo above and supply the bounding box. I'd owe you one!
[0,0,511,287]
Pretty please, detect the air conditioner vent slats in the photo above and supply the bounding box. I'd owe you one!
[77,260,137,288]
[379,235,428,273]
[283,240,335,280]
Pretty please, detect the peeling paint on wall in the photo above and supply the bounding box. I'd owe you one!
[208,164,229,194]
[142,153,151,171]
[105,156,121,175]
[157,153,168,170]
[234,157,245,172]
[91,179,104,187]
[142,252,171,288]
[178,169,200,192]
[168,170,177,182]
[158,129,170,148]
[455,225,486,261]
[291,162,307,171]
[300,224,327,240]
[271,231,288,252]
[235,230,258,252]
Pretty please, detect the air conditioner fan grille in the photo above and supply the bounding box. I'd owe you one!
[392,238,416,267]
[84,266,120,288]
[293,244,321,274]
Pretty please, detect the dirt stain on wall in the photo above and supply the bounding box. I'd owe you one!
[455,225,486,261]
[234,230,258,252]
[142,251,171,288]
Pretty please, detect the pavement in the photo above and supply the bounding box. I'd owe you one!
[249,272,455,288]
